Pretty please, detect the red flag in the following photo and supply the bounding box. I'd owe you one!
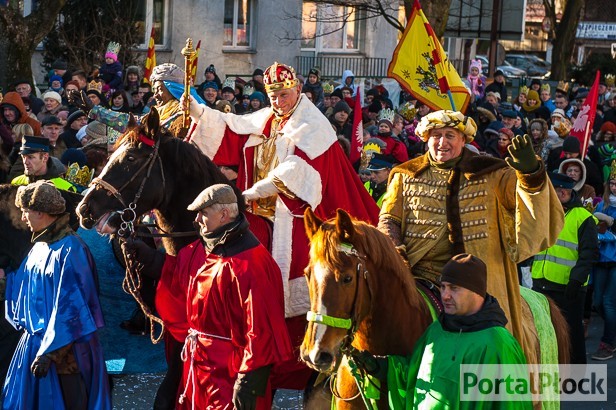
[350,87,363,164]
[570,70,600,157]
[143,27,157,84]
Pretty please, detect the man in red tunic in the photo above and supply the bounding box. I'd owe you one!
[159,184,293,409]
[186,62,379,388]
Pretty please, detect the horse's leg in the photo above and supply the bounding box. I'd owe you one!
[548,297,571,364]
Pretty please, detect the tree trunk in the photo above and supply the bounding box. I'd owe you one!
[421,0,453,38]
[0,0,66,90]
[550,0,585,81]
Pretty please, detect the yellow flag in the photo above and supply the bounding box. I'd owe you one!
[388,0,470,112]
[144,27,157,84]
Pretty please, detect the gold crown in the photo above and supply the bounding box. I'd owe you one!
[519,85,529,95]
[263,62,300,92]
[557,81,569,93]
[398,102,417,121]
[322,83,334,95]
[87,80,103,93]
[106,41,121,56]
[378,108,396,124]
[362,138,386,156]
[540,83,551,92]
[243,84,255,97]
[65,162,94,187]
[606,74,615,87]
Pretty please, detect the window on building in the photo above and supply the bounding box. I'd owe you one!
[134,0,169,47]
[224,0,254,48]
[301,1,360,52]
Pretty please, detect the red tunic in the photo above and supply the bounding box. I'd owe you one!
[156,237,293,409]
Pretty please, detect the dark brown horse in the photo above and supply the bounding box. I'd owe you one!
[75,107,273,407]
[301,208,571,410]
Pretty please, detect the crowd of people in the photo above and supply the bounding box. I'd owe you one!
[0,44,615,408]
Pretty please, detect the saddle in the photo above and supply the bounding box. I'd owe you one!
[415,277,444,320]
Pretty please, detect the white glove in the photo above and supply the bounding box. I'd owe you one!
[594,212,614,227]
[242,179,279,202]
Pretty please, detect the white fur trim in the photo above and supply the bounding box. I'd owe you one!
[190,95,336,160]
[271,155,323,209]
[271,201,294,317]
[287,277,310,317]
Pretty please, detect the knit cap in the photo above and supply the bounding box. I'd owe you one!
[440,253,487,297]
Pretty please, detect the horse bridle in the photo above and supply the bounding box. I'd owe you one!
[90,134,166,237]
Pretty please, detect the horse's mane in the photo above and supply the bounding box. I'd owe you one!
[311,218,422,308]
[0,184,26,230]
[118,125,245,211]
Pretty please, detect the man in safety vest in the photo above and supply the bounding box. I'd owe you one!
[532,171,599,364]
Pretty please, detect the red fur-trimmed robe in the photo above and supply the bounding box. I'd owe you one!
[190,94,379,388]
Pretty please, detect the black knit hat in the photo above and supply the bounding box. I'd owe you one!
[332,101,351,115]
[440,253,487,298]
[562,136,580,154]
[331,89,343,100]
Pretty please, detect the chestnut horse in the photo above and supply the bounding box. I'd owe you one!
[301,208,433,409]
[301,208,570,410]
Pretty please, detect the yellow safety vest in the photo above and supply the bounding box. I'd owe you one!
[364,181,385,208]
[11,175,77,193]
[532,207,597,285]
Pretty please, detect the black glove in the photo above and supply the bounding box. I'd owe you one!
[565,279,584,300]
[120,238,165,279]
[506,134,539,174]
[31,355,51,378]
[351,350,388,380]
[67,89,94,114]
[232,365,271,410]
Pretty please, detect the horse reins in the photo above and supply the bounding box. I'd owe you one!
[306,242,380,407]
[90,134,169,343]
[91,134,166,237]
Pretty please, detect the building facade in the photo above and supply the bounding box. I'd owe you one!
[31,0,400,85]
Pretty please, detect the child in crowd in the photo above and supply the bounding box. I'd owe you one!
[467,59,486,100]
[99,41,124,92]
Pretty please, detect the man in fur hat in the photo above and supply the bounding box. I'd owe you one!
[1,181,111,409]
[378,109,565,365]
[185,61,379,390]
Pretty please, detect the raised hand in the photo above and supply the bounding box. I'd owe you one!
[505,134,539,173]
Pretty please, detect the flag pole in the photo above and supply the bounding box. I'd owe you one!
[447,90,456,111]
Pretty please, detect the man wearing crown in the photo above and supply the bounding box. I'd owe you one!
[186,62,379,389]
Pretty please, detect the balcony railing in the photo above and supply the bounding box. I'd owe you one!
[295,55,388,79]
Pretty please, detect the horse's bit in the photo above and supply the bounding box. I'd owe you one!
[90,134,165,237]
[306,242,377,405]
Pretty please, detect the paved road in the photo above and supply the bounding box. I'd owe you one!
[112,312,616,409]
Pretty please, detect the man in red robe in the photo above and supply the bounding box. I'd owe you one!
[186,62,379,388]
[151,184,293,409]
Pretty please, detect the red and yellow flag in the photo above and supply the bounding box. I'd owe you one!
[388,0,470,112]
[190,40,201,85]
[144,27,157,84]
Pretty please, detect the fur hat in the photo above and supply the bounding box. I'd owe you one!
[187,184,237,212]
[415,110,477,143]
[440,253,487,298]
[150,63,185,84]
[15,180,66,215]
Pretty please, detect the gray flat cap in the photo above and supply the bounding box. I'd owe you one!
[187,184,237,212]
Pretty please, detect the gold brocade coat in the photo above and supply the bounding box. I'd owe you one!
[379,149,564,360]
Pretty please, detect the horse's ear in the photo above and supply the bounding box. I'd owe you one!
[143,107,161,140]
[127,113,138,130]
[304,207,323,241]
[335,209,355,242]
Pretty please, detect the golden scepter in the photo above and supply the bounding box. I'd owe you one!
[181,38,196,129]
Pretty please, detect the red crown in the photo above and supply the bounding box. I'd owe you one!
[263,62,299,92]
